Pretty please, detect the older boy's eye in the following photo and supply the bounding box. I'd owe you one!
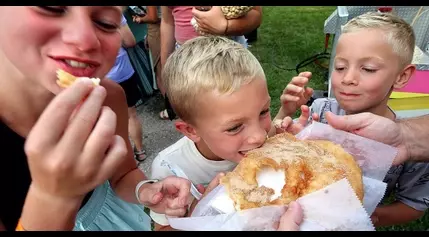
[226,124,242,133]
[363,68,377,73]
[38,6,67,14]
[334,67,345,71]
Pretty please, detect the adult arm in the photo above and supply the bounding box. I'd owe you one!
[398,115,429,162]
[160,6,175,68]
[192,6,262,36]
[119,24,136,48]
[134,6,160,24]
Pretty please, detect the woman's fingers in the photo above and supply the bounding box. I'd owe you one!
[60,86,107,153]
[79,106,118,174]
[94,135,127,185]
[26,79,95,152]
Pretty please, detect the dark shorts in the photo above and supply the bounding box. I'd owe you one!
[119,72,141,107]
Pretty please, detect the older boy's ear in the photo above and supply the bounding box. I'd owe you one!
[394,64,416,89]
[175,120,201,143]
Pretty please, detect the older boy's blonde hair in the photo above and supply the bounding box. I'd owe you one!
[162,36,265,123]
[342,12,415,67]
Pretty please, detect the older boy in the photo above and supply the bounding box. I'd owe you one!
[279,12,429,227]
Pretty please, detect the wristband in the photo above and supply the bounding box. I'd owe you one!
[135,179,159,204]
[15,218,26,231]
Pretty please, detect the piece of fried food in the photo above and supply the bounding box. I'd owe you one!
[56,69,100,88]
[220,132,364,211]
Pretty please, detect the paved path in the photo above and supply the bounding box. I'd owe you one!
[135,93,183,178]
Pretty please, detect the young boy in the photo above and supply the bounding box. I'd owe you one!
[278,12,429,228]
[149,36,297,231]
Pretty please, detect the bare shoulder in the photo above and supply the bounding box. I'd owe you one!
[100,78,127,109]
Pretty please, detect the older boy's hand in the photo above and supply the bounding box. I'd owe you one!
[275,105,319,135]
[280,72,314,117]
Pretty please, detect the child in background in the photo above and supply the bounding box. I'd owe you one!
[278,12,429,227]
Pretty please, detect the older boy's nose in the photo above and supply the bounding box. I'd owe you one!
[62,15,101,52]
[341,70,358,85]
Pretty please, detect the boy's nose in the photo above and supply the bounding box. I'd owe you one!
[247,127,267,147]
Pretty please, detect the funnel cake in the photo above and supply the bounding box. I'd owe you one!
[56,69,100,88]
[220,133,364,211]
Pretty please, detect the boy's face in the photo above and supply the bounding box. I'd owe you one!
[184,77,272,164]
[331,29,404,114]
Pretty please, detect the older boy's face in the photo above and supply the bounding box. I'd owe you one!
[331,29,402,113]
[193,77,272,163]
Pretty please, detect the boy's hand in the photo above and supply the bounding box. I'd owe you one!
[280,72,313,117]
[275,105,319,135]
[138,176,192,217]
[188,173,225,217]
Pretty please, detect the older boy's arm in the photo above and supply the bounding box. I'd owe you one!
[160,6,175,68]
[398,115,429,162]
[371,202,424,227]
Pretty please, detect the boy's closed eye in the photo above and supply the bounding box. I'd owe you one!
[362,67,378,73]
[226,124,242,133]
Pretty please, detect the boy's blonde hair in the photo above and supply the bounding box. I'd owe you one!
[342,12,415,67]
[162,36,265,123]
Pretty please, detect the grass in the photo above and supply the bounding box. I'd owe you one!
[249,6,334,118]
[249,6,428,231]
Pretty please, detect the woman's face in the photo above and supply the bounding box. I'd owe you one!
[0,6,123,94]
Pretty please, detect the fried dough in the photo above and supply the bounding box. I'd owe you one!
[56,69,100,88]
[220,132,364,211]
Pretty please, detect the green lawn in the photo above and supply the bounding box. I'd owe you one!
[249,6,334,118]
[249,6,428,231]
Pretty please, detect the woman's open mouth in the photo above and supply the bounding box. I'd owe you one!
[50,56,100,77]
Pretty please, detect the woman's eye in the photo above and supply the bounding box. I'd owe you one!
[38,6,67,14]
[95,21,119,32]
[335,67,345,71]
[226,124,242,133]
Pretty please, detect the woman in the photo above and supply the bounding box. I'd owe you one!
[132,6,162,97]
[0,6,191,231]
[159,6,262,120]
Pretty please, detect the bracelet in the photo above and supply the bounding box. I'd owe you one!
[15,218,26,231]
[224,20,229,36]
[135,179,159,204]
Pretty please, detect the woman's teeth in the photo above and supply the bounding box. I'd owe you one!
[64,59,90,68]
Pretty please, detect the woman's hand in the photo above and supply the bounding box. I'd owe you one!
[25,78,128,201]
[192,7,228,35]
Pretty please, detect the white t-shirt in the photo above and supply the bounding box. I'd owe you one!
[149,136,237,226]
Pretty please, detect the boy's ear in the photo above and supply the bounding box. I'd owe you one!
[175,120,201,143]
[394,64,416,89]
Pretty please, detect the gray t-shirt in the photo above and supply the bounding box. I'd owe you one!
[309,98,429,211]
